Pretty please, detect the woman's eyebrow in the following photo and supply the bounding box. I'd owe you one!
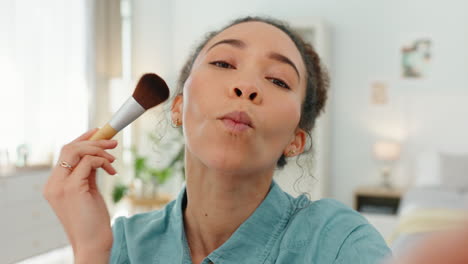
[207,38,301,80]
[267,52,300,80]
[207,38,246,52]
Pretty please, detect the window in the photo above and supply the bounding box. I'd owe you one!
[0,0,90,166]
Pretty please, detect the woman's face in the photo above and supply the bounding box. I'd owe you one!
[173,21,307,175]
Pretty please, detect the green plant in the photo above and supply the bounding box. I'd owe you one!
[112,183,128,204]
[111,130,184,204]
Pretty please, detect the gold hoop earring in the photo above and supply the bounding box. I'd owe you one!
[286,149,296,157]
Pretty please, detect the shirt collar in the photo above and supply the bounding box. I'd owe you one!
[170,180,294,263]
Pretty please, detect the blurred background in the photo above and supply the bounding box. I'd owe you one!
[1,0,467,263]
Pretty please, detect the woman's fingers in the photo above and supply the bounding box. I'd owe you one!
[59,140,118,167]
[71,155,116,182]
[77,146,116,162]
[71,128,99,143]
[84,139,119,150]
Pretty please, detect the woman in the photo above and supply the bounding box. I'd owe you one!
[43,16,391,263]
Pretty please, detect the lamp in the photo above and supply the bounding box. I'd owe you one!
[373,141,401,188]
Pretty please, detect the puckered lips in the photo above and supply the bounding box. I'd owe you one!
[218,111,254,131]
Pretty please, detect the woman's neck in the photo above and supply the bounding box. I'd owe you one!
[182,155,273,260]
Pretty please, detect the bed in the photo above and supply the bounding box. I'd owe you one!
[389,150,468,258]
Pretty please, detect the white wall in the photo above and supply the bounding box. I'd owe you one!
[131,0,468,205]
[132,0,175,82]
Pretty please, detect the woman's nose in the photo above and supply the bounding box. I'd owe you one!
[229,83,263,104]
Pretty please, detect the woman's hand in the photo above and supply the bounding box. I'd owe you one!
[43,128,118,257]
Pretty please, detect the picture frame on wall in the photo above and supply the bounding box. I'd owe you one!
[401,38,432,79]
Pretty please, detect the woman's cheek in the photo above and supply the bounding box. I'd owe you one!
[183,73,208,112]
[275,97,301,128]
[182,71,219,141]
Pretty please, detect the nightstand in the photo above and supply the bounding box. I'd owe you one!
[354,186,405,215]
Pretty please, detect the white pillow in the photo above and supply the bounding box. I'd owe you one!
[439,153,468,191]
[413,150,441,187]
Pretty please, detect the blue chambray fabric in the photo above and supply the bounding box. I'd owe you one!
[110,180,391,264]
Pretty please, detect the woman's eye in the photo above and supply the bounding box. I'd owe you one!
[268,78,290,89]
[210,61,235,69]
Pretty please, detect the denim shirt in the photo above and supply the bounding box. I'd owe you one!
[110,180,391,263]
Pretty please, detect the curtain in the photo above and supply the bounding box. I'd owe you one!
[0,0,90,166]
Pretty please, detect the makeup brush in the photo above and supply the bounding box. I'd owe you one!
[89,73,170,141]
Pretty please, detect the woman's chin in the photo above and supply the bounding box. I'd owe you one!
[203,152,252,173]
[208,158,246,172]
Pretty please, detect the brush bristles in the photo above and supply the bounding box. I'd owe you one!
[132,73,170,110]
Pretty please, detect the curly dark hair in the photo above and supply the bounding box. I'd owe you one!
[159,16,329,194]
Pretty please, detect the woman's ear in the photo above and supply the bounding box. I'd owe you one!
[284,128,307,157]
[171,94,183,122]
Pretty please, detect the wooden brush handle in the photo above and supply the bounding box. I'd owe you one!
[89,123,118,141]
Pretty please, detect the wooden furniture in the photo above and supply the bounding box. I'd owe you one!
[354,185,405,215]
[126,193,173,215]
[0,166,69,263]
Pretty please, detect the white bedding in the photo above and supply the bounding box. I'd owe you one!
[390,147,468,256]
[398,187,468,216]
[391,187,468,256]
